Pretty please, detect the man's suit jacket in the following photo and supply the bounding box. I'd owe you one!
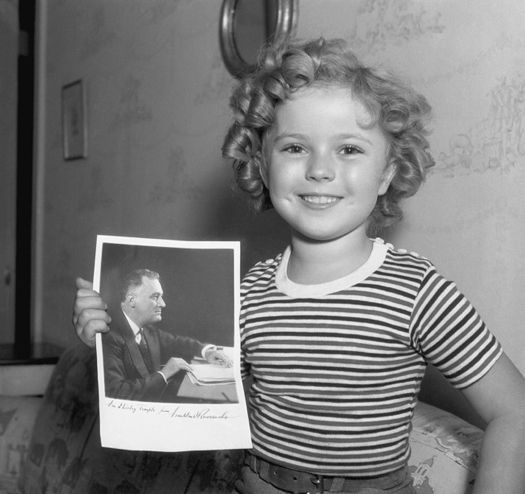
[102,310,205,402]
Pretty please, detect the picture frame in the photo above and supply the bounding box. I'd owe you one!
[61,79,87,160]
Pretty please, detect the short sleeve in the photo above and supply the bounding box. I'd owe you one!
[410,267,502,389]
[239,254,284,381]
[239,293,252,379]
[239,266,258,381]
[240,346,250,380]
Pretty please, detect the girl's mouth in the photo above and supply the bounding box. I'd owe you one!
[300,195,341,206]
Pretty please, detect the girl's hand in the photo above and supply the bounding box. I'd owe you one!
[72,277,111,348]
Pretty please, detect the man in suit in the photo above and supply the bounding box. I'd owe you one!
[102,268,231,402]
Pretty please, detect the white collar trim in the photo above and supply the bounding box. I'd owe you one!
[123,311,141,337]
[275,238,389,298]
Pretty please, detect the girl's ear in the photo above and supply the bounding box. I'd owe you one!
[378,162,397,196]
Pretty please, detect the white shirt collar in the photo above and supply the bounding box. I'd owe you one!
[123,311,141,337]
[275,237,389,298]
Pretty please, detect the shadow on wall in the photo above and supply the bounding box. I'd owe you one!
[199,183,289,276]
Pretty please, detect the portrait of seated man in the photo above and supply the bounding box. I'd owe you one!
[102,268,231,402]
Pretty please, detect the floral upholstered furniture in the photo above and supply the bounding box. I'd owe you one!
[0,343,483,494]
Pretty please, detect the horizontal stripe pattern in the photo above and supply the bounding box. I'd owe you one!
[240,246,501,476]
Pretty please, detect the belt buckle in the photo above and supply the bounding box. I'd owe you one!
[307,474,324,494]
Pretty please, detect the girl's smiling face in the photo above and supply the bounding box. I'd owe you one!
[262,85,395,245]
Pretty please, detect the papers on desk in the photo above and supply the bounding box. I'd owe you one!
[187,364,235,386]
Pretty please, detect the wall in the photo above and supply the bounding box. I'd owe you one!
[34,0,288,348]
[36,0,525,388]
[0,0,18,343]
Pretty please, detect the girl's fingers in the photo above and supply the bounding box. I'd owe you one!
[75,277,93,290]
[77,318,110,347]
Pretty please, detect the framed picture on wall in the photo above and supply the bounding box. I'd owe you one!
[61,79,87,160]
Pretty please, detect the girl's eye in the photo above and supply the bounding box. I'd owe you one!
[340,145,363,155]
[282,144,305,154]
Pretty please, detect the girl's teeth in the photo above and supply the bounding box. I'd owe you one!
[302,195,338,204]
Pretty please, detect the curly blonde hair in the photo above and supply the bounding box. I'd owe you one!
[222,38,434,234]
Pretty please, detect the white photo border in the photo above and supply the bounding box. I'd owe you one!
[93,235,252,452]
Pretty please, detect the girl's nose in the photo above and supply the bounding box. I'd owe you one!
[305,154,335,181]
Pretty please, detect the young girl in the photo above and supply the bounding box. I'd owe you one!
[74,38,525,493]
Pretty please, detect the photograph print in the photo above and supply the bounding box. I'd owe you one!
[93,235,251,452]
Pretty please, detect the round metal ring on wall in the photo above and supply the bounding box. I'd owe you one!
[219,0,298,78]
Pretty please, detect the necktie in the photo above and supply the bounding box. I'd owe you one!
[137,329,154,373]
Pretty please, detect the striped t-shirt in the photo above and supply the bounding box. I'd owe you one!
[240,239,502,477]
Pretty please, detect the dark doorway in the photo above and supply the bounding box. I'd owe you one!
[14,0,35,358]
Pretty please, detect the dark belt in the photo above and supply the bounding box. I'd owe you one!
[245,453,408,494]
